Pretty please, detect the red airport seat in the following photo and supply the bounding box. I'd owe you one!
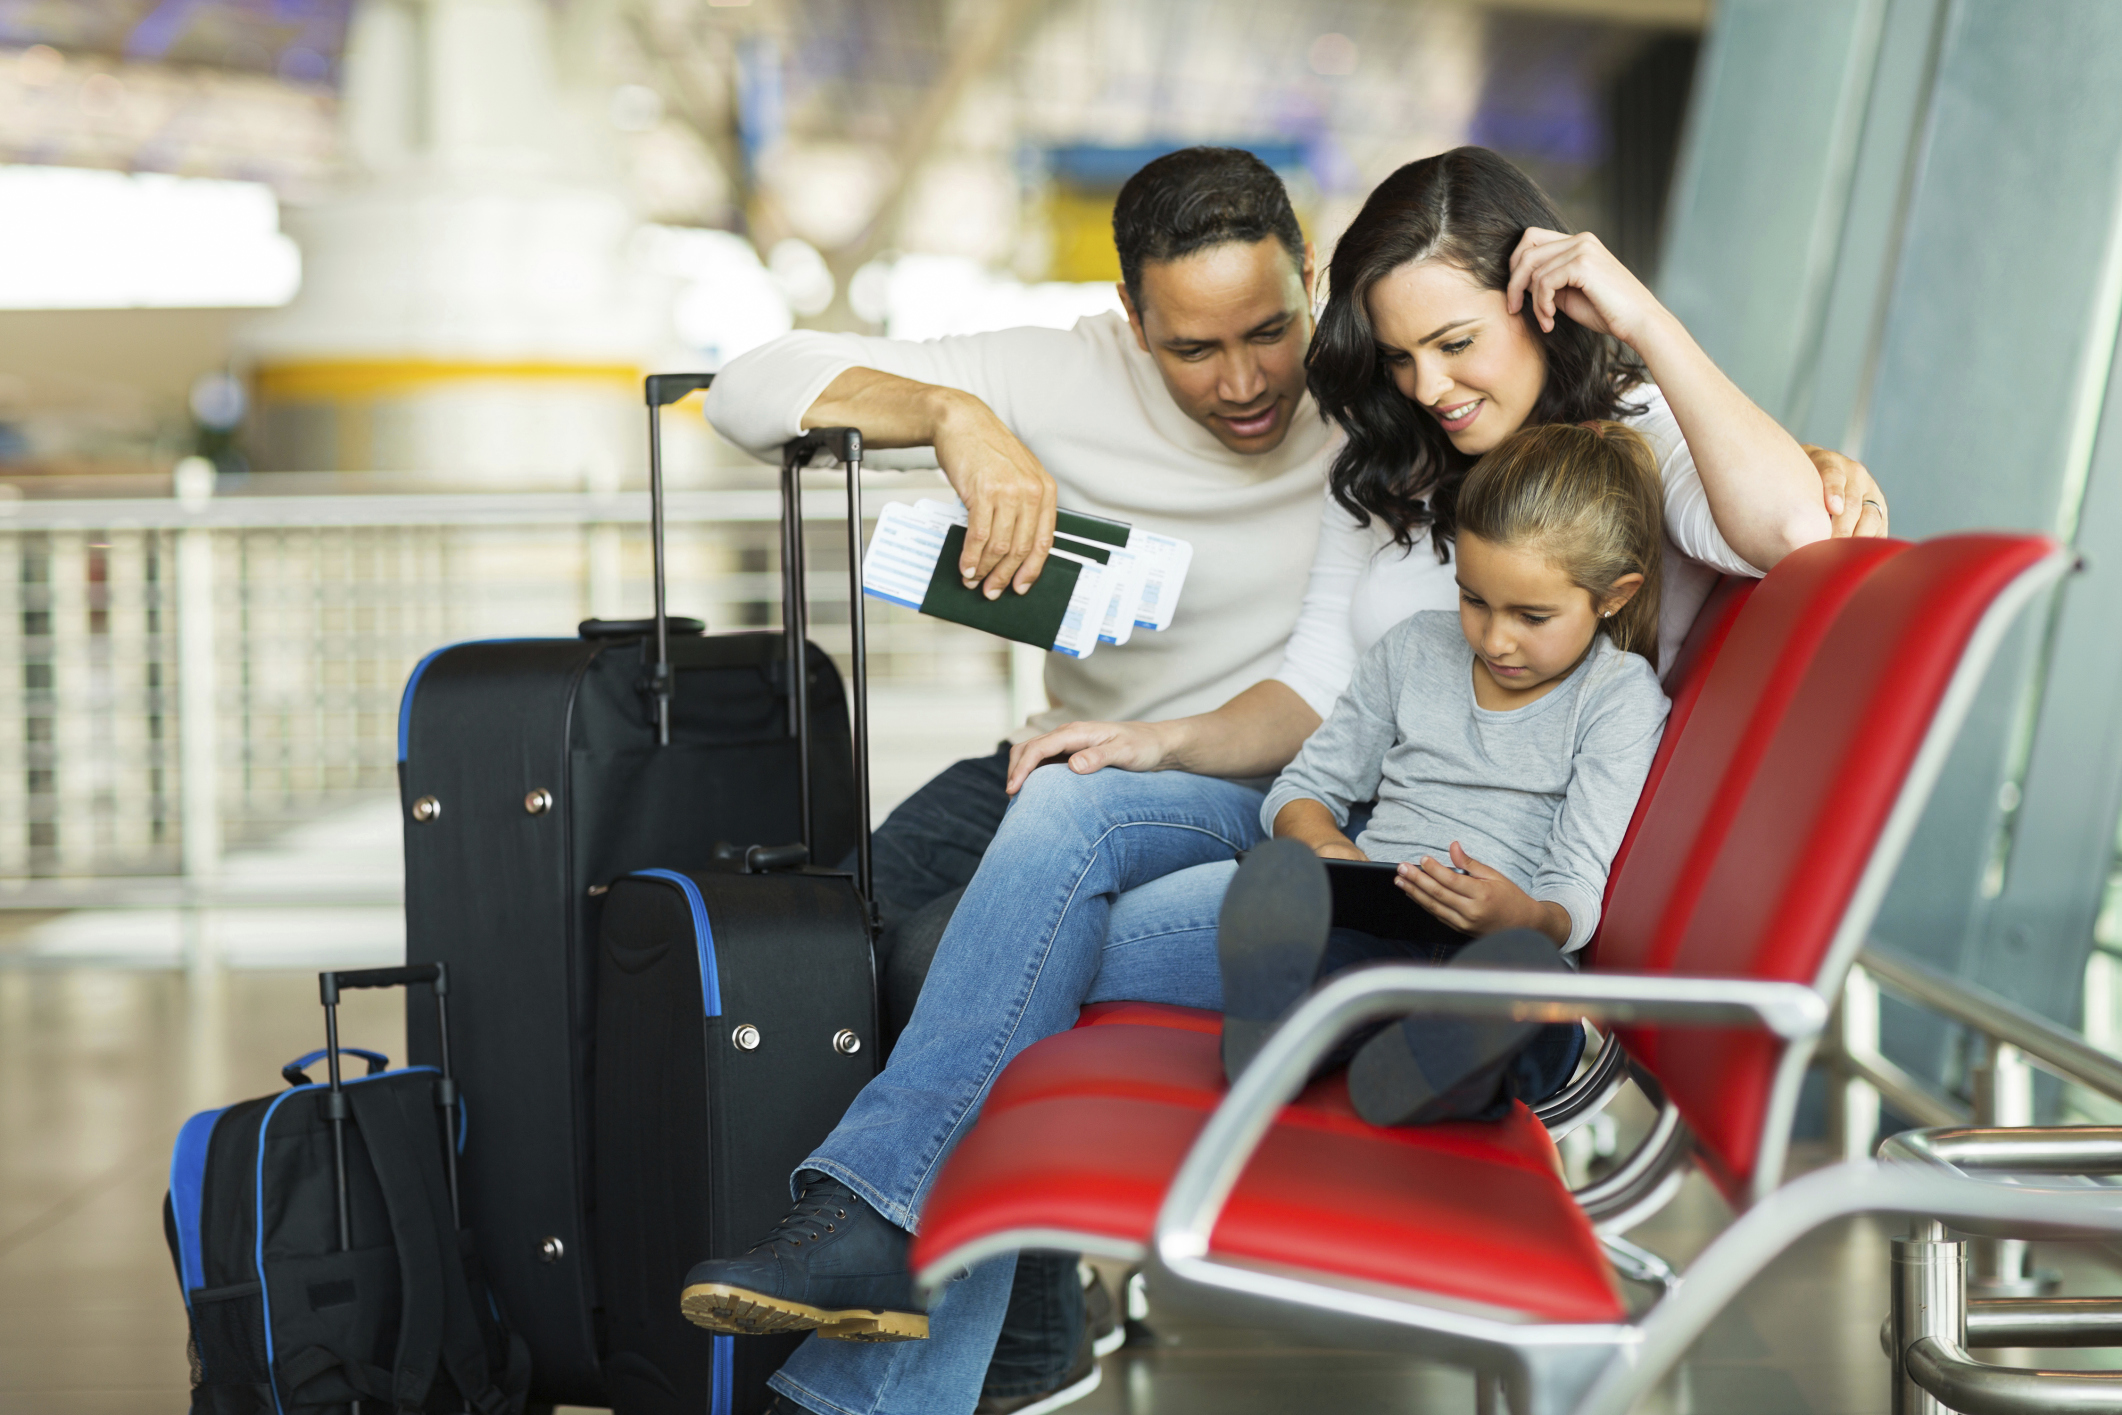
[911,535,2079,1413]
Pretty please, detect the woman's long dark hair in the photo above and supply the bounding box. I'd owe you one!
[1306,146,1645,559]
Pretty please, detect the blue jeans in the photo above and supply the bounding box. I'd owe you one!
[861,745,1015,937]
[773,767,1265,1415]
[774,772,1580,1415]
[849,745,1091,1397]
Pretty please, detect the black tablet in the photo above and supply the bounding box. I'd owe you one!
[1322,858,1468,947]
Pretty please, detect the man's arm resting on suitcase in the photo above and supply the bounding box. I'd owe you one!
[804,366,1057,601]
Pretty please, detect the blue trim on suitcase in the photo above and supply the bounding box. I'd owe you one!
[712,1334,734,1415]
[169,1106,229,1301]
[252,1066,438,1415]
[396,639,551,763]
[631,870,722,1016]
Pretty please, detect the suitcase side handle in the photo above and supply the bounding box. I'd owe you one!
[284,1047,390,1086]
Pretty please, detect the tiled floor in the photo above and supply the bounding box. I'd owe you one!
[0,968,404,1413]
[24,963,2122,1415]
[20,964,2122,1415]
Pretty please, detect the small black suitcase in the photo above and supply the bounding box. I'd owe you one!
[592,422,883,1415]
[397,376,861,1406]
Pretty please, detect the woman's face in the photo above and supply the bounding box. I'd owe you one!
[1366,259,1547,456]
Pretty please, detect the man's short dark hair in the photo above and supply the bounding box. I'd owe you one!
[1111,147,1305,309]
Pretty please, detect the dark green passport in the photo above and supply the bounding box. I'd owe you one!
[1056,508,1130,548]
[917,525,1081,650]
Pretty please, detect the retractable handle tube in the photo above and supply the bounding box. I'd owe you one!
[316,961,462,1248]
[643,374,716,745]
[779,426,875,930]
[640,375,877,925]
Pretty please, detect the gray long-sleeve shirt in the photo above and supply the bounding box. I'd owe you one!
[1260,612,1670,952]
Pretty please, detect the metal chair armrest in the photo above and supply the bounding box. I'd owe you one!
[1532,1022,1627,1138]
[1153,964,1827,1265]
[1579,1162,2122,1415]
[1881,1125,2122,1176]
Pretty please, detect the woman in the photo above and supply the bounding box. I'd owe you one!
[684,147,1888,1415]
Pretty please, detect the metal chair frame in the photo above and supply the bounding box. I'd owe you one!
[1136,544,2077,1413]
[916,541,2078,1414]
[1879,1125,2122,1413]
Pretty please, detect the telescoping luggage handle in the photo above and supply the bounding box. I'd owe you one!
[644,374,875,920]
[316,962,460,1251]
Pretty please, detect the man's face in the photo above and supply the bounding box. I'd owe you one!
[1119,235,1316,455]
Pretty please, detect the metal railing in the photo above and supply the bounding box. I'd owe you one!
[1835,943,2122,1413]
[1831,944,2122,1294]
[0,478,1008,922]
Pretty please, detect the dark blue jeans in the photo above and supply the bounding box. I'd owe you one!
[848,745,1085,1399]
[1319,925,1585,1114]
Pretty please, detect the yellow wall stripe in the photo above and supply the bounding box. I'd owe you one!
[254,359,642,401]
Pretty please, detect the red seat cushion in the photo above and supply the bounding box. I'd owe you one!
[919,1025,1620,1323]
[1051,1005,1545,1140]
[1075,1000,1220,1034]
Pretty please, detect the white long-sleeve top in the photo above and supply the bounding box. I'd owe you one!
[1273,384,1762,719]
[704,314,1339,735]
[1263,614,1670,952]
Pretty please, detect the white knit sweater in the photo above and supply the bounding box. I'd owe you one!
[704,313,1339,735]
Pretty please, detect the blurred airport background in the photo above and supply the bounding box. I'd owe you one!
[0,0,1708,970]
[4,1,2122,1410]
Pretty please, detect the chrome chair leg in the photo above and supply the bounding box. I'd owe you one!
[1890,1220,1964,1415]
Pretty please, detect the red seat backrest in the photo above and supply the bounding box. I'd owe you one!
[1626,535,2062,1197]
[1586,574,1753,967]
[1592,539,1909,974]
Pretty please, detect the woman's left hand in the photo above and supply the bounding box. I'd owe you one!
[1396,843,1568,945]
[1506,228,1665,348]
[1803,445,1889,538]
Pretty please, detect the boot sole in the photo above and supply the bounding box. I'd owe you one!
[1217,839,1333,1082]
[680,1282,929,1342]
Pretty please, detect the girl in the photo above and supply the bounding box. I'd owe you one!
[1220,419,1670,1125]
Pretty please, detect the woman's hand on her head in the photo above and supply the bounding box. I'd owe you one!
[1395,843,1571,947]
[1505,228,1667,350]
[1802,445,1890,539]
[1004,719,1173,795]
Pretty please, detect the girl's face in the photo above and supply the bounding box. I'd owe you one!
[1455,532,1639,706]
[1366,259,1547,456]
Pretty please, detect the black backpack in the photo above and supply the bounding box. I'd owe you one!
[163,964,530,1414]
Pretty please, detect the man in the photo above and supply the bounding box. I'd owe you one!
[703,146,1331,1414]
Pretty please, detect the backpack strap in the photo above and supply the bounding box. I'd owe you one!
[276,1342,394,1405]
[346,1079,523,1415]
[341,1081,454,1410]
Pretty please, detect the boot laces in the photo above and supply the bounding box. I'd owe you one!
[749,1185,849,1252]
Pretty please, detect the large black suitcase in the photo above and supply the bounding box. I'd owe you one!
[397,377,861,1406]
[592,420,883,1415]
